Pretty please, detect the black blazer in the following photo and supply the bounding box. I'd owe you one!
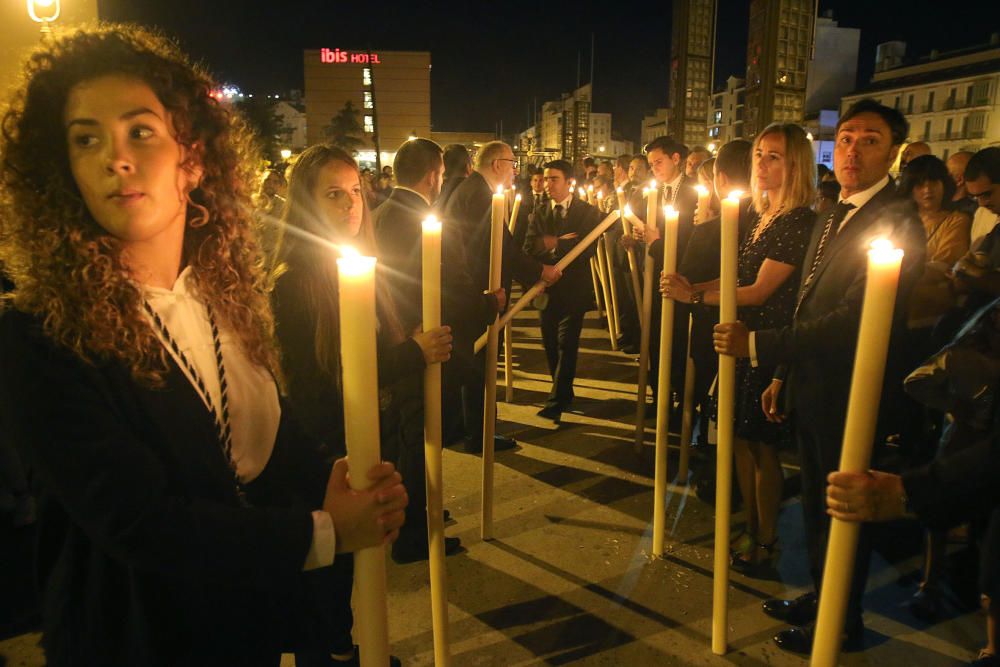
[523,196,603,314]
[373,187,432,333]
[754,181,926,432]
[0,310,331,665]
[632,175,698,269]
[443,171,543,299]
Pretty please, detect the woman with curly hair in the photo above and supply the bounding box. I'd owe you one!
[271,144,455,565]
[0,25,406,666]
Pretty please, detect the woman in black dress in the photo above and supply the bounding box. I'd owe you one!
[663,124,816,575]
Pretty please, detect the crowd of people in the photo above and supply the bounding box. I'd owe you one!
[2,22,1000,667]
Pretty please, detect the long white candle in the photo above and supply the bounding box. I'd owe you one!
[481,186,506,539]
[653,205,679,555]
[473,211,621,352]
[508,193,522,234]
[634,185,658,453]
[713,191,741,655]
[421,217,450,666]
[336,251,390,667]
[602,232,621,349]
[621,202,644,322]
[812,239,904,667]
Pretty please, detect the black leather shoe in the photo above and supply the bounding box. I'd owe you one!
[773,619,864,654]
[391,536,462,564]
[621,343,640,355]
[762,592,817,625]
[443,509,452,523]
[329,644,403,667]
[537,405,563,422]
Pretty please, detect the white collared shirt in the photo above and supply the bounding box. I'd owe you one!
[836,174,890,232]
[143,268,334,570]
[551,193,573,213]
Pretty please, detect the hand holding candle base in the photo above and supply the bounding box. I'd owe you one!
[412,325,453,364]
[324,458,409,553]
[713,321,750,357]
[541,264,563,284]
[826,470,907,523]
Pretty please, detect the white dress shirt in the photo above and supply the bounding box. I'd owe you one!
[143,267,334,570]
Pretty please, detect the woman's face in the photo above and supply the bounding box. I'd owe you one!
[312,160,363,239]
[64,75,201,250]
[753,132,787,195]
[912,178,945,213]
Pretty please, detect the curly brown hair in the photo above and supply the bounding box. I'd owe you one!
[0,24,277,385]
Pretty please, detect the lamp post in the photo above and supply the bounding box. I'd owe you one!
[27,0,60,36]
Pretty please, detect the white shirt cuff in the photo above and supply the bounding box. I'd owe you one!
[749,331,759,368]
[303,510,336,571]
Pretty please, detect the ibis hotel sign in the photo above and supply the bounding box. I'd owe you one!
[320,48,381,64]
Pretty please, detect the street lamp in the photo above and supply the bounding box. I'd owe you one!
[27,0,60,36]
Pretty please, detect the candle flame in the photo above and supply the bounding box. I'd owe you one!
[649,179,656,189]
[727,190,744,201]
[496,185,504,195]
[663,205,678,217]
[616,186,623,193]
[695,184,709,196]
[336,248,377,277]
[869,238,904,263]
[514,193,522,201]
[597,190,604,199]
[623,204,633,216]
[422,215,441,233]
[587,185,594,192]
[578,188,586,197]
[340,245,360,258]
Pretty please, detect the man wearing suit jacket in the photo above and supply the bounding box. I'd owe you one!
[524,159,602,421]
[628,136,698,415]
[714,99,926,653]
[516,168,547,251]
[442,141,561,451]
[435,143,472,216]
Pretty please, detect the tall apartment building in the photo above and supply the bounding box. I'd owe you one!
[744,0,817,137]
[304,48,431,167]
[841,36,1000,160]
[669,0,717,146]
[707,77,747,145]
[537,84,592,164]
[642,108,672,147]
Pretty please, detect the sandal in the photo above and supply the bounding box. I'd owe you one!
[730,531,754,561]
[732,538,780,579]
[972,649,1000,666]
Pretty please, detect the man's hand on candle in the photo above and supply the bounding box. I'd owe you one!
[619,234,637,250]
[760,379,785,423]
[826,470,907,523]
[631,224,646,242]
[324,458,409,553]
[543,235,558,251]
[493,287,507,312]
[661,272,692,302]
[541,264,562,284]
[713,321,750,357]
[558,232,579,240]
[413,325,452,364]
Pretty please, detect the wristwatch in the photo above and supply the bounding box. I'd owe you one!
[691,290,704,305]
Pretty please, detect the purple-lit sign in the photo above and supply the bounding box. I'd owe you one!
[320,48,382,64]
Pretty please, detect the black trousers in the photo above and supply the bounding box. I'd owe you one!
[796,410,872,624]
[540,308,585,410]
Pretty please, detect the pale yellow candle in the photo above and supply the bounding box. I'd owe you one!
[481,186,506,539]
[503,322,514,402]
[621,203,644,322]
[713,190,742,655]
[508,193,522,234]
[653,205,679,555]
[336,250,390,667]
[590,256,605,319]
[602,231,621,349]
[578,186,588,203]
[812,239,904,667]
[472,211,622,352]
[694,184,712,225]
[420,218,451,666]
[634,184,658,453]
[678,314,696,481]
[595,236,615,346]
[587,184,594,203]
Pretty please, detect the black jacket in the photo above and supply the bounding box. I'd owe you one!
[523,196,602,313]
[373,187,432,333]
[0,309,331,665]
[755,181,926,434]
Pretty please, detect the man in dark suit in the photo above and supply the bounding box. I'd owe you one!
[442,140,561,452]
[524,159,602,421]
[515,167,547,251]
[372,137,472,563]
[714,99,926,653]
[435,143,471,216]
[628,136,698,416]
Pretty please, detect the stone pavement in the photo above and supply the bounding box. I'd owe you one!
[0,307,986,666]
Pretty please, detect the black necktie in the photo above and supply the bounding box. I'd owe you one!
[664,185,673,202]
[830,200,856,236]
[554,204,564,220]
[535,193,542,207]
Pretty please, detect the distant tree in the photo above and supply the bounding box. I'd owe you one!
[323,101,365,154]
[234,97,291,164]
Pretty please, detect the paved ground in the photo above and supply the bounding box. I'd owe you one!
[0,304,988,666]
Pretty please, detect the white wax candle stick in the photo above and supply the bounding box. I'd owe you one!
[481,186,506,540]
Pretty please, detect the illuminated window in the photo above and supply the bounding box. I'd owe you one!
[364,91,373,109]
[364,115,374,133]
[362,68,372,86]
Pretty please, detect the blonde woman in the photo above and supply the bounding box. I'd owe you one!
[663,125,817,575]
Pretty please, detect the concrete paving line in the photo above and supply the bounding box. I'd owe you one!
[500,368,640,396]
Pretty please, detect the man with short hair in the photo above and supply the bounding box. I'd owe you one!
[946,150,978,219]
[628,155,649,188]
[443,141,561,452]
[437,143,472,213]
[685,145,712,179]
[714,99,926,653]
[967,147,1000,248]
[899,140,931,171]
[524,160,602,421]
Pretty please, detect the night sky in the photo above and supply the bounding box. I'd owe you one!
[97,0,1000,145]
